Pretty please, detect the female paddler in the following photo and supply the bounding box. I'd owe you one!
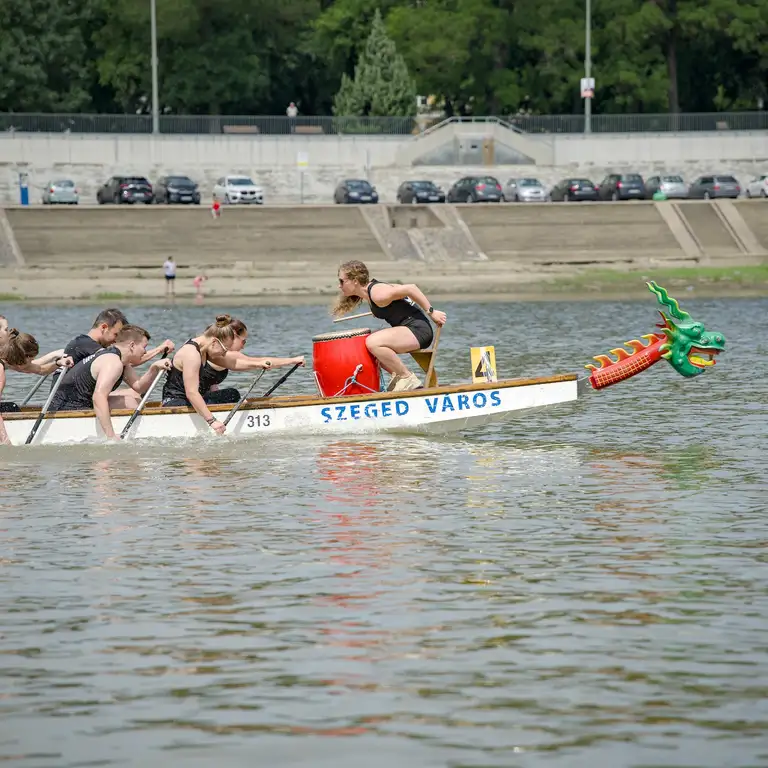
[161,315,304,435]
[332,260,447,392]
[0,327,73,445]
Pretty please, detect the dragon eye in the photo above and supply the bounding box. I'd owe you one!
[689,323,703,336]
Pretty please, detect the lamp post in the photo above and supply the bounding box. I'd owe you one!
[151,0,159,134]
[584,0,592,133]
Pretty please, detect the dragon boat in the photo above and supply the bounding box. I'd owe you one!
[2,282,725,447]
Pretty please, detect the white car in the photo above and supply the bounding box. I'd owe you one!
[213,175,264,204]
[745,175,768,199]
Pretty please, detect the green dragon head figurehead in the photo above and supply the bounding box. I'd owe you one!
[647,281,726,377]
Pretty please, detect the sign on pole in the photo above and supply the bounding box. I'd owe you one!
[580,77,595,98]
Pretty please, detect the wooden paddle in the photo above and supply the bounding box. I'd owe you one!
[223,362,302,427]
[24,365,68,445]
[120,349,171,440]
[333,311,373,323]
[20,373,49,406]
[222,368,268,427]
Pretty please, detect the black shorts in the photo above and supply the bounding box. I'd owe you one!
[165,275,176,281]
[0,402,20,413]
[402,318,433,350]
[162,388,240,408]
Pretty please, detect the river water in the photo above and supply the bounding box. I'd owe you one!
[1,295,767,767]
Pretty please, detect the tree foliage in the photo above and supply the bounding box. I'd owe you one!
[0,0,765,116]
[333,9,416,117]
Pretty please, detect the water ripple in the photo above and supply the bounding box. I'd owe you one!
[1,297,767,767]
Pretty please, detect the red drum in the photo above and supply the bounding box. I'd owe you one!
[312,327,381,397]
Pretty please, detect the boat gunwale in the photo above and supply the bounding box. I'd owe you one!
[3,373,578,422]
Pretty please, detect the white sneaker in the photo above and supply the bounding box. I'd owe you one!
[386,373,400,392]
[392,372,422,392]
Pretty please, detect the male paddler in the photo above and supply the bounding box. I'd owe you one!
[50,324,172,441]
[51,308,174,408]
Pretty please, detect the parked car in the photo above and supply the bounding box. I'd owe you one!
[212,175,264,204]
[96,176,154,205]
[597,173,646,201]
[745,174,768,198]
[645,175,689,199]
[688,175,740,199]
[550,178,599,202]
[396,180,445,204]
[154,175,201,205]
[502,177,547,202]
[333,179,379,204]
[446,176,503,203]
[42,179,79,205]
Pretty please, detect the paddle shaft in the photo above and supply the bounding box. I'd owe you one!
[260,362,302,399]
[222,362,302,427]
[222,368,267,427]
[21,373,49,406]
[24,365,68,445]
[120,349,171,440]
[333,311,373,323]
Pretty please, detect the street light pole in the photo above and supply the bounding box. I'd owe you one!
[584,0,592,133]
[151,0,159,134]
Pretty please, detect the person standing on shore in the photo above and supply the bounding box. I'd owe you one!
[163,256,177,297]
[193,273,208,303]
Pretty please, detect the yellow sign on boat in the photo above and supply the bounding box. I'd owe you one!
[470,346,497,383]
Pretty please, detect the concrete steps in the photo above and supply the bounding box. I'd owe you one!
[5,206,383,268]
[736,200,768,252]
[3,201,764,276]
[673,202,744,258]
[458,201,682,261]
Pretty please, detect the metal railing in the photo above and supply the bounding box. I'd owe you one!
[0,113,427,136]
[506,111,768,134]
[1,111,767,135]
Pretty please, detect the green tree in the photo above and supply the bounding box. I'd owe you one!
[93,0,321,115]
[0,0,100,112]
[332,8,416,116]
[387,0,516,115]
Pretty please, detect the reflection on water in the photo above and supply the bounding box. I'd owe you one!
[1,297,768,767]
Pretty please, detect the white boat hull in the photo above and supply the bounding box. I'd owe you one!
[3,376,580,446]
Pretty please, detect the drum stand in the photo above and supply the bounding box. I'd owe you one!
[329,364,380,398]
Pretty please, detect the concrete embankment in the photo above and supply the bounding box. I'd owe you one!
[2,128,768,204]
[1,202,767,302]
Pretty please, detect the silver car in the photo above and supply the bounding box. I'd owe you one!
[645,175,688,199]
[42,179,79,205]
[212,175,264,204]
[503,177,548,202]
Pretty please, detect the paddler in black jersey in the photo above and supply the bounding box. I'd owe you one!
[331,260,447,392]
[50,324,172,441]
[49,308,175,409]
[161,314,303,436]
[0,329,74,446]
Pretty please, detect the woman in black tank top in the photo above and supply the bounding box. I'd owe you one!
[331,260,447,392]
[161,315,304,435]
[0,329,73,445]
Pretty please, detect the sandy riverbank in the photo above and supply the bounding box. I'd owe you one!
[2,265,767,306]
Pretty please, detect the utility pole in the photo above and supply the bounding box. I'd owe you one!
[151,0,160,134]
[584,0,592,133]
